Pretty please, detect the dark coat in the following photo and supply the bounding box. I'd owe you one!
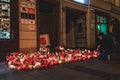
[97,34,114,53]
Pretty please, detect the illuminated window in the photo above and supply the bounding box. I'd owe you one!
[0,0,10,39]
[74,0,84,3]
[73,0,90,5]
[96,15,108,35]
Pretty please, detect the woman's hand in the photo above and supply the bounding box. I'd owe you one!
[97,45,100,51]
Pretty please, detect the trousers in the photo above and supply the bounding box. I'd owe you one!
[98,50,108,60]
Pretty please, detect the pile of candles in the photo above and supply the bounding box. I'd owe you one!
[6,48,99,70]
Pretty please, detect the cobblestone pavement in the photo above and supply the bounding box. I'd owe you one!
[0,54,120,80]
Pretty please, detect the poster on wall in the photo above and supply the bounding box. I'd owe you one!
[39,34,50,47]
[20,2,28,7]
[28,8,35,14]
[20,7,28,13]
[20,0,35,3]
[28,20,35,24]
[28,3,35,8]
[19,0,36,25]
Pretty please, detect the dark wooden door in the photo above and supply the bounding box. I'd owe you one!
[39,13,58,49]
[37,0,59,50]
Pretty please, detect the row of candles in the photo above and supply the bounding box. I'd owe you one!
[6,48,99,70]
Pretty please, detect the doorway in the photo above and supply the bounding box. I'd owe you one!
[66,8,86,48]
[37,1,59,50]
[95,15,108,47]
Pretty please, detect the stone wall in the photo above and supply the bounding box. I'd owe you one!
[19,0,37,52]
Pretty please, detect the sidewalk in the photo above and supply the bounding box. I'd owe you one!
[0,53,120,80]
[0,62,11,74]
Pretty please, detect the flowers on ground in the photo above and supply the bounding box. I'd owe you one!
[6,49,99,70]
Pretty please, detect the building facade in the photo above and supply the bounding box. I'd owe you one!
[0,0,120,59]
[59,0,120,48]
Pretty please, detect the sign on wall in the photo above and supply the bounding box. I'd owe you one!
[19,0,36,30]
[40,34,50,47]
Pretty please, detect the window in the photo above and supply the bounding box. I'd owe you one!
[73,0,90,5]
[0,0,10,39]
[96,15,108,35]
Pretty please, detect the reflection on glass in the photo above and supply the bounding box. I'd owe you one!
[97,24,107,35]
[96,15,108,35]
[0,0,10,39]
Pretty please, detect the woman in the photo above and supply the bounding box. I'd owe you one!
[97,32,110,61]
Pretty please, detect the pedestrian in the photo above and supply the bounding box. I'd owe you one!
[97,32,110,61]
[106,32,116,61]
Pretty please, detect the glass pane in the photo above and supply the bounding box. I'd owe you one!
[0,0,10,39]
[101,24,107,35]
[100,16,103,23]
[1,0,10,2]
[103,17,107,23]
[97,24,101,31]
[73,0,90,5]
[97,24,107,35]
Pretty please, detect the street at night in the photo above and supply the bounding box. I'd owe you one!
[0,54,120,80]
[1,0,120,80]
